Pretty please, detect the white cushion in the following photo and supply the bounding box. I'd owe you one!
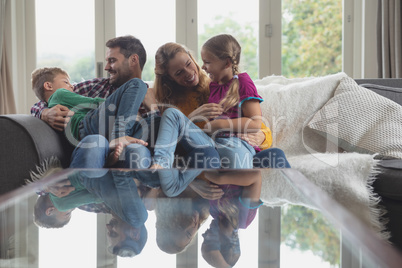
[307,77,402,159]
[256,72,347,156]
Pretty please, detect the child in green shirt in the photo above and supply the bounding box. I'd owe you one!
[31,67,149,163]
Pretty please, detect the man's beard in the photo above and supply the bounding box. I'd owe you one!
[110,68,132,88]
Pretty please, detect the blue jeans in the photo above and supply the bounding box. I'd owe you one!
[215,137,255,169]
[119,113,161,169]
[185,147,221,169]
[153,108,216,168]
[118,143,152,169]
[253,148,291,168]
[69,135,109,168]
[153,108,255,169]
[70,134,151,169]
[80,78,147,141]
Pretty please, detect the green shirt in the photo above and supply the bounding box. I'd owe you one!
[48,88,105,140]
[49,172,103,212]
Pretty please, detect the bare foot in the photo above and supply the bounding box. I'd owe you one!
[106,142,123,167]
[149,163,164,172]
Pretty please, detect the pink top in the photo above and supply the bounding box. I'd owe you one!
[208,72,263,119]
[208,72,263,152]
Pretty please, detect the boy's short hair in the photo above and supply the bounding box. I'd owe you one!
[31,67,69,101]
[30,157,69,228]
[106,35,147,71]
[33,194,71,228]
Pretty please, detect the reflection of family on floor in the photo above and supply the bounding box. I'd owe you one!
[29,34,290,261]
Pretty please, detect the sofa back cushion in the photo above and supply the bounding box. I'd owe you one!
[355,79,402,106]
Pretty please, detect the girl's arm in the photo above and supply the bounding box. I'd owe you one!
[204,100,262,134]
[236,123,273,150]
[203,170,260,187]
[203,170,262,204]
[240,172,262,204]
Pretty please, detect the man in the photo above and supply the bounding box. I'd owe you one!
[31,35,158,168]
[32,35,157,130]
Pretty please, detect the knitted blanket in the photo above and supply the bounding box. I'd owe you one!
[255,73,389,240]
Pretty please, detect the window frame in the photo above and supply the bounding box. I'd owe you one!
[11,0,378,113]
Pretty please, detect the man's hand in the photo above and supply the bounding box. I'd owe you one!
[41,105,73,131]
[45,179,75,198]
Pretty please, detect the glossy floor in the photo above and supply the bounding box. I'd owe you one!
[0,168,401,268]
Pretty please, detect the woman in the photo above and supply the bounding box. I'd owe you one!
[153,42,290,169]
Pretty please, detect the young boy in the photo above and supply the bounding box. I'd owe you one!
[31,67,148,163]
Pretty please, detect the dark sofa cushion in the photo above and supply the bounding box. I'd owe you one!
[373,160,402,201]
[359,83,402,106]
[354,79,402,201]
[0,115,73,195]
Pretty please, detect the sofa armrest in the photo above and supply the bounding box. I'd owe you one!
[0,115,73,195]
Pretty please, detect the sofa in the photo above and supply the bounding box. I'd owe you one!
[353,78,402,251]
[0,77,401,249]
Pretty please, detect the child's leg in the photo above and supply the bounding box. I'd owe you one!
[253,148,291,168]
[153,108,215,168]
[106,142,124,167]
[156,169,203,197]
[185,147,220,169]
[215,137,255,169]
[121,143,152,169]
[69,135,110,168]
[82,78,147,140]
[131,113,161,153]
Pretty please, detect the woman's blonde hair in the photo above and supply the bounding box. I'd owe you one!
[202,34,241,112]
[154,189,210,254]
[154,42,210,108]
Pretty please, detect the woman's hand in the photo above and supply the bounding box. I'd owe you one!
[188,103,223,123]
[236,130,265,147]
[189,177,224,200]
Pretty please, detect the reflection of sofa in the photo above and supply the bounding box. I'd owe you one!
[0,77,401,245]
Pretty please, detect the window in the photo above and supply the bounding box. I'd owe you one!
[197,0,259,80]
[39,210,97,268]
[281,0,343,78]
[35,0,95,83]
[115,0,176,82]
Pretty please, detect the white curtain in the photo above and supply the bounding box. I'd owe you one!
[0,0,16,114]
[377,0,402,78]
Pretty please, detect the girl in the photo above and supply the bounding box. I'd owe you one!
[201,169,263,267]
[151,35,264,170]
[200,34,263,168]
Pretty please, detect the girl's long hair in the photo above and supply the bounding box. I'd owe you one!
[202,34,241,113]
